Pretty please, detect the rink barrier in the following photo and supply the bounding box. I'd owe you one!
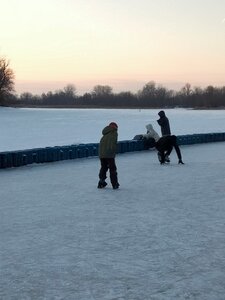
[1,132,225,169]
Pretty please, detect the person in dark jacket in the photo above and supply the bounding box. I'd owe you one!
[157,110,171,136]
[155,135,184,164]
[98,122,120,189]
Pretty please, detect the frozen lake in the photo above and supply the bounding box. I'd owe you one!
[1,107,225,299]
[1,107,225,151]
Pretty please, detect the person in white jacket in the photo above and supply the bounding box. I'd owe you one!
[133,123,160,149]
[140,124,160,149]
[142,124,160,142]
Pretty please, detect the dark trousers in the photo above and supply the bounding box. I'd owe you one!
[165,145,173,157]
[160,146,173,162]
[99,158,118,186]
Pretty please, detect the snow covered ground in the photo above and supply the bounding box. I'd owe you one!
[1,108,225,299]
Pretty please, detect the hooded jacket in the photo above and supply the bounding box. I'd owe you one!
[143,124,160,142]
[98,125,118,158]
[157,111,171,136]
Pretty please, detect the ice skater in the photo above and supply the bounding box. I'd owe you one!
[142,123,160,149]
[98,122,120,189]
[142,123,160,142]
[155,135,184,164]
[157,110,171,136]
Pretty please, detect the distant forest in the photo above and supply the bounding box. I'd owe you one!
[2,81,225,109]
[1,57,225,108]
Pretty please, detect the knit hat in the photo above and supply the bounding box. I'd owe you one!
[109,122,118,129]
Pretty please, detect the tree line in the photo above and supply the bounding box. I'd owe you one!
[1,57,225,108]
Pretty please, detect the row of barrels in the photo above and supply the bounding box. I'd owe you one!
[1,132,225,169]
[177,132,225,145]
[0,140,144,169]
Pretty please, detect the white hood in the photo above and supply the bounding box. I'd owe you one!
[143,124,160,142]
[146,124,154,132]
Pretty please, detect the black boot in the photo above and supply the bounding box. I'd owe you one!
[112,183,120,189]
[98,180,107,188]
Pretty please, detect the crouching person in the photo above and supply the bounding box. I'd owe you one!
[98,122,120,189]
[133,124,160,149]
[142,124,160,149]
[155,135,184,165]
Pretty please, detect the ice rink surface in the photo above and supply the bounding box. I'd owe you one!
[1,107,225,299]
[1,141,225,300]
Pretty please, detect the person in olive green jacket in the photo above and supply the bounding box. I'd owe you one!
[98,122,120,189]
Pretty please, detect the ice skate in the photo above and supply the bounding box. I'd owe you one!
[112,183,120,189]
[165,155,170,163]
[97,180,107,188]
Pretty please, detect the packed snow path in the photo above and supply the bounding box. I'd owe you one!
[1,142,225,300]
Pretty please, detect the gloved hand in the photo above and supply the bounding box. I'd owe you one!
[178,159,184,164]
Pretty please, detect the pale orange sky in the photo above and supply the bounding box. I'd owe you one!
[1,0,225,95]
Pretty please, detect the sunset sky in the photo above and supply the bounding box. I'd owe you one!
[1,0,225,95]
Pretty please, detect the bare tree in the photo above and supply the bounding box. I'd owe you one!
[180,83,192,97]
[92,85,113,97]
[63,84,77,97]
[0,58,15,102]
[138,81,156,98]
